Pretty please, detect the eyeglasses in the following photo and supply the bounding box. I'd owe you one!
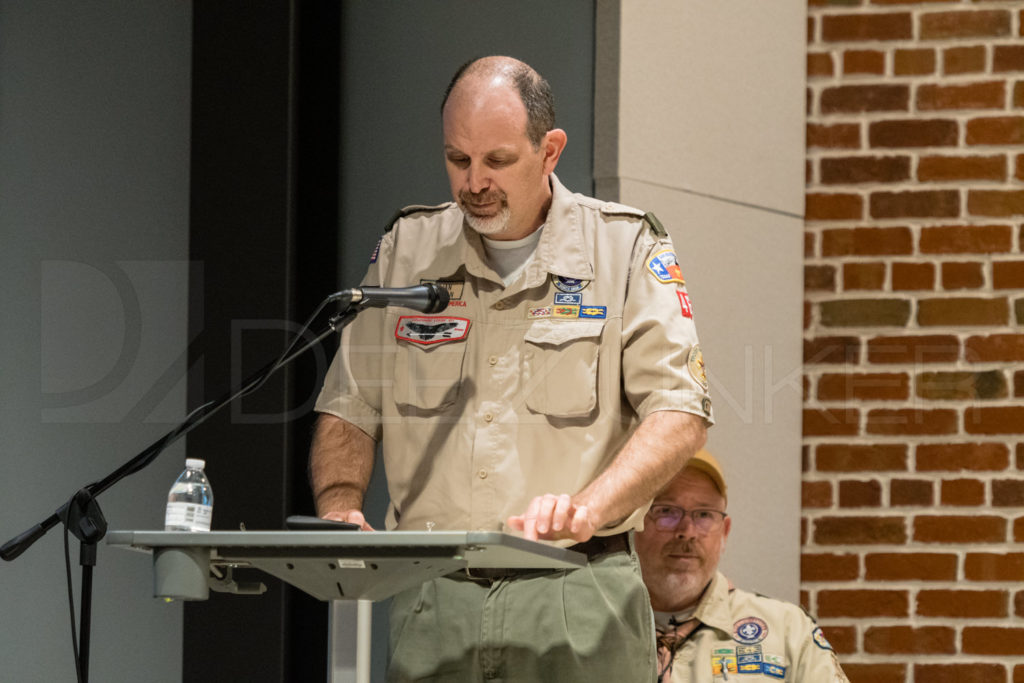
[647,504,727,534]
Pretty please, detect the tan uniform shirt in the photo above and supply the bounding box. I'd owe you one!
[664,572,849,683]
[315,175,713,534]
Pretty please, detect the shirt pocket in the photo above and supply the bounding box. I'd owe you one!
[522,319,605,417]
[393,338,468,411]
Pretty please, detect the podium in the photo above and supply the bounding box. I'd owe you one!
[107,529,586,601]
[109,530,587,682]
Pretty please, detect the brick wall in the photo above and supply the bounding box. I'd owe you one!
[804,2,1024,681]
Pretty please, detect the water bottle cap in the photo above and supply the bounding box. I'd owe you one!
[185,458,206,470]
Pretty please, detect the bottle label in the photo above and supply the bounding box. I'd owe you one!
[164,502,213,532]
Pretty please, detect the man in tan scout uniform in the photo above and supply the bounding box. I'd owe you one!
[636,450,849,682]
[310,55,712,682]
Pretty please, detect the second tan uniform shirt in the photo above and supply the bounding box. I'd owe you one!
[315,175,713,534]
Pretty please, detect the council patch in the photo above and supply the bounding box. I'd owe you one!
[646,250,685,285]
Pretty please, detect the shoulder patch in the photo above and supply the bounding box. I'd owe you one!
[385,203,451,233]
[644,212,667,238]
[599,201,646,219]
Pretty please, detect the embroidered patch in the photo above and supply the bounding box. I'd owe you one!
[420,278,466,301]
[736,645,763,674]
[688,344,708,391]
[528,306,553,319]
[763,655,787,679]
[552,305,580,318]
[812,627,833,651]
[646,250,685,285]
[369,238,381,264]
[579,306,608,319]
[733,617,768,645]
[554,292,582,305]
[395,316,470,345]
[710,649,737,676]
[551,275,589,293]
[677,290,693,319]
[701,396,713,417]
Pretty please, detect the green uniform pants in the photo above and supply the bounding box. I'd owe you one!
[387,541,656,682]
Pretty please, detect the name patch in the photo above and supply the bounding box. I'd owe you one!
[395,316,470,345]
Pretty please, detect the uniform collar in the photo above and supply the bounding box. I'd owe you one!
[693,571,737,636]
[424,174,594,288]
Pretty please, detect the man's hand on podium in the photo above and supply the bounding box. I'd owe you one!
[322,509,375,531]
[506,493,597,543]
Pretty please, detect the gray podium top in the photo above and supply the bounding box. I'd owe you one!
[107,530,587,602]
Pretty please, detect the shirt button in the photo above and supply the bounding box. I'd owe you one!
[477,469,488,479]
[493,300,508,310]
[483,412,493,423]
[488,355,498,366]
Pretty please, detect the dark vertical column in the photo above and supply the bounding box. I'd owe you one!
[187,1,339,680]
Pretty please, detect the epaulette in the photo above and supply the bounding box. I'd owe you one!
[384,202,451,232]
[644,212,667,238]
[598,200,646,219]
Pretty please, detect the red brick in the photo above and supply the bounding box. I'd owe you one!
[818,589,908,617]
[842,663,905,683]
[965,406,1024,435]
[918,297,1009,326]
[1016,83,1024,110]
[994,45,1024,72]
[967,116,1024,145]
[820,156,910,184]
[817,443,908,472]
[963,626,1024,655]
[839,479,882,507]
[822,85,908,114]
[894,48,935,76]
[822,226,913,256]
[918,154,1006,182]
[1018,153,1024,181]
[870,119,958,148]
[806,193,863,221]
[941,261,984,289]
[969,189,1024,217]
[920,224,1013,254]
[804,408,860,436]
[805,231,815,258]
[801,553,859,582]
[1016,297,1024,325]
[805,264,836,291]
[993,479,1024,507]
[892,262,935,290]
[917,370,1008,400]
[943,45,986,75]
[1016,370,1024,398]
[808,52,834,78]
[965,553,1024,581]
[820,298,911,326]
[865,552,956,581]
[814,515,907,545]
[866,408,958,435]
[844,49,885,75]
[940,478,985,506]
[994,261,1024,288]
[914,663,1009,683]
[918,590,1008,618]
[965,334,1024,361]
[917,442,1010,472]
[818,372,908,401]
[1018,516,1024,543]
[822,13,912,42]
[920,10,1012,39]
[843,262,885,290]
[820,625,856,656]
[803,480,832,508]
[867,334,959,363]
[805,336,860,364]
[1017,590,1024,617]
[863,626,955,654]
[891,479,934,506]
[914,515,1006,543]
[807,123,860,149]
[918,81,1006,111]
[871,190,959,218]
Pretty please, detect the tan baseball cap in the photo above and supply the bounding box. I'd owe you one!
[687,449,728,504]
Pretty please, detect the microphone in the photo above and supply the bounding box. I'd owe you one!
[328,283,450,313]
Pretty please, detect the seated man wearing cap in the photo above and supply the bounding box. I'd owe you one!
[635,450,849,682]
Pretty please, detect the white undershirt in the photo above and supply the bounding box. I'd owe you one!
[481,226,544,286]
[653,607,698,630]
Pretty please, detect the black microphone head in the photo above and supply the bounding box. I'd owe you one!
[424,283,450,314]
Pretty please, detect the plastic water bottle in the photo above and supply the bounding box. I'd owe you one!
[164,458,214,532]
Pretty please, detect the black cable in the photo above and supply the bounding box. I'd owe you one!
[63,524,83,683]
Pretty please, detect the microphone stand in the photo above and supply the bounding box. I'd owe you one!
[1,295,360,683]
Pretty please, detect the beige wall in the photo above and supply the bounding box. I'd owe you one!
[596,0,807,601]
